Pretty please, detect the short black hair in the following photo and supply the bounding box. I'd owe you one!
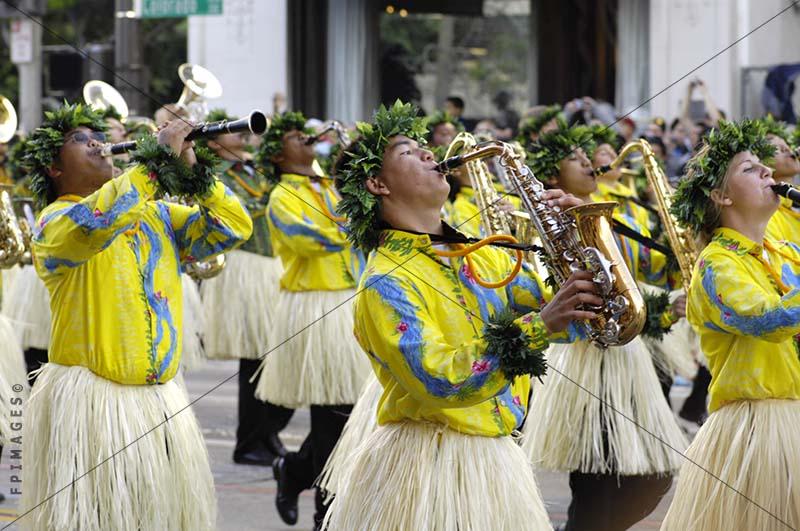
[446,96,465,111]
[642,135,666,153]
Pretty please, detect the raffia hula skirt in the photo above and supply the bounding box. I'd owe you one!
[0,315,26,445]
[323,421,554,531]
[180,273,206,370]
[1,264,51,350]
[317,373,382,497]
[19,363,216,531]
[254,288,371,408]
[522,337,687,475]
[661,399,800,531]
[200,250,283,360]
[638,285,699,380]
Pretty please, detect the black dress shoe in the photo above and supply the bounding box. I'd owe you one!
[264,432,287,457]
[273,456,299,525]
[233,447,275,466]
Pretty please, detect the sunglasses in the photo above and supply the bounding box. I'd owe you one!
[66,131,107,144]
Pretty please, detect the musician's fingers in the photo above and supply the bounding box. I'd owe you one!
[570,292,604,307]
[569,310,599,321]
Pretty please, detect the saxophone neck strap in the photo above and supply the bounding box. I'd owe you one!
[611,219,673,257]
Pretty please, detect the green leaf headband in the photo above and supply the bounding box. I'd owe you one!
[425,110,464,141]
[759,114,790,143]
[517,105,566,143]
[255,110,312,184]
[335,100,429,252]
[23,101,108,205]
[526,125,595,181]
[670,119,775,235]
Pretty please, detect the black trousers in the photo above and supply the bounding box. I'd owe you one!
[283,404,353,525]
[24,348,48,387]
[679,364,712,422]
[235,359,294,456]
[565,471,673,531]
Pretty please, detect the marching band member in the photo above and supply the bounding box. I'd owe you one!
[662,119,800,530]
[518,104,566,146]
[254,111,370,528]
[761,116,800,242]
[324,100,599,531]
[521,125,687,531]
[18,103,252,530]
[198,109,292,465]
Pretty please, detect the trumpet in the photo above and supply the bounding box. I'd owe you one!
[101,110,269,157]
[437,141,646,347]
[305,120,349,146]
[772,182,800,204]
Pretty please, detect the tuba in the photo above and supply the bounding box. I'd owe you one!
[444,132,511,236]
[595,140,698,293]
[175,63,223,123]
[83,80,129,119]
[437,141,646,347]
[0,96,18,143]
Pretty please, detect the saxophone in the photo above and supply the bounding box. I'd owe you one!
[595,139,698,293]
[444,132,511,236]
[437,141,646,347]
[0,185,26,268]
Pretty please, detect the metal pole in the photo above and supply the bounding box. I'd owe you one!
[527,0,539,105]
[17,17,42,132]
[433,16,455,109]
[114,0,145,114]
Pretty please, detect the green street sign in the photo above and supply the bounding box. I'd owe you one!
[135,0,223,19]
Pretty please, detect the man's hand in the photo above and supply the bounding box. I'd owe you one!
[158,119,197,167]
[540,270,603,333]
[541,188,584,210]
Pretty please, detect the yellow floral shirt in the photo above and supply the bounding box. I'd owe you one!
[766,196,800,243]
[613,210,678,290]
[267,173,364,291]
[592,180,653,231]
[687,227,800,412]
[354,227,579,437]
[445,187,483,238]
[33,165,253,385]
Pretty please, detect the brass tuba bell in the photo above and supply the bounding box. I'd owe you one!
[83,80,129,120]
[176,63,223,123]
[0,96,18,143]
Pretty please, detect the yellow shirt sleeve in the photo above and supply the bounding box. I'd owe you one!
[355,272,550,409]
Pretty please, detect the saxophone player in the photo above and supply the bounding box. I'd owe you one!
[323,100,600,531]
[197,108,293,466]
[760,116,800,242]
[663,119,800,531]
[520,124,688,531]
[17,103,252,530]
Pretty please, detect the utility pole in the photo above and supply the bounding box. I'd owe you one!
[14,16,42,132]
[434,16,455,110]
[114,0,146,114]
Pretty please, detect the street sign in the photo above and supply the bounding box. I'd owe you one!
[10,18,34,64]
[134,0,223,19]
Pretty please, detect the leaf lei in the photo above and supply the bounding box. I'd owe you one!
[130,135,220,198]
[484,308,547,379]
[670,119,775,235]
[425,109,464,142]
[335,100,429,251]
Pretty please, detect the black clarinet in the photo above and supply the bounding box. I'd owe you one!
[101,110,268,156]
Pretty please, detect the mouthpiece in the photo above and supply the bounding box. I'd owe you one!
[593,165,612,177]
[435,155,465,173]
[771,183,800,204]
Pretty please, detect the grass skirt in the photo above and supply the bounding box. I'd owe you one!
[254,288,370,408]
[200,250,283,360]
[639,285,698,380]
[661,399,800,531]
[318,373,382,497]
[0,315,26,444]
[19,363,216,531]
[1,264,50,350]
[323,421,553,531]
[522,337,687,475]
[180,274,206,370]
